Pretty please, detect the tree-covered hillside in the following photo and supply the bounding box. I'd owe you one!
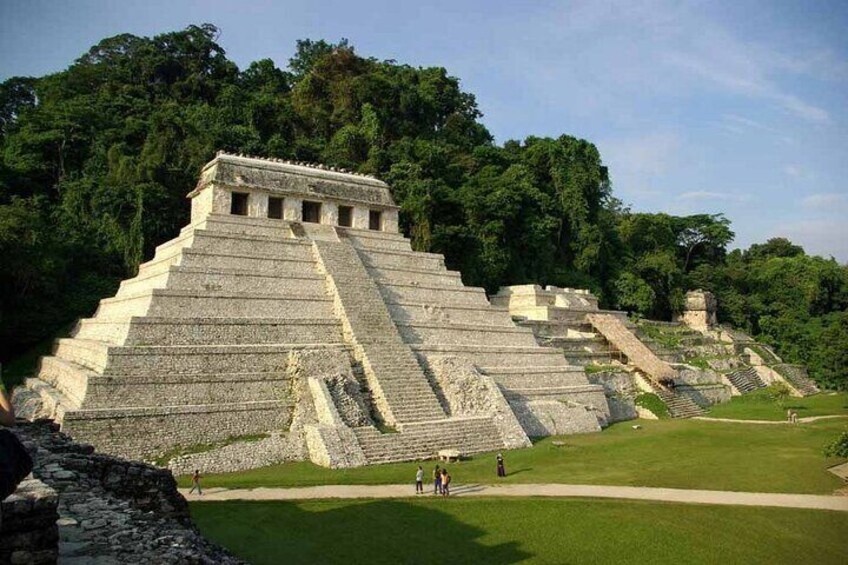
[1,25,845,388]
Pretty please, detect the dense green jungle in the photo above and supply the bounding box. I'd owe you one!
[1,25,845,389]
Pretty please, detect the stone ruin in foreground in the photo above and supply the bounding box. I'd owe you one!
[13,153,819,471]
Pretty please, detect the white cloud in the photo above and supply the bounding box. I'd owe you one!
[784,165,802,177]
[801,193,848,208]
[677,191,750,202]
[663,27,831,124]
[722,114,780,134]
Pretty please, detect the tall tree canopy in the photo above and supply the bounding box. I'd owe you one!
[1,25,845,390]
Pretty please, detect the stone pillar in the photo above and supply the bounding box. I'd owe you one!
[352,207,369,230]
[322,201,339,226]
[189,187,214,223]
[676,290,718,332]
[284,197,302,222]
[383,209,399,233]
[210,185,230,215]
[249,191,268,218]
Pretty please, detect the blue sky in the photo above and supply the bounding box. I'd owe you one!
[2,0,846,260]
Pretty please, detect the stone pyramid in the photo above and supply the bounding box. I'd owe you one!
[16,153,610,468]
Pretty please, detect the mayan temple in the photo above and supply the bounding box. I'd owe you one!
[14,152,612,468]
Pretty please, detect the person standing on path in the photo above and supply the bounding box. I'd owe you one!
[189,469,203,495]
[496,453,506,477]
[441,468,451,497]
[415,465,424,494]
[433,464,442,495]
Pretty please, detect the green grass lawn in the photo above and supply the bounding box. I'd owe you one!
[182,418,848,494]
[191,498,848,565]
[705,391,848,421]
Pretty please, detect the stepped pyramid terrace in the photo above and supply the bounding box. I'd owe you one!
[13,152,612,469]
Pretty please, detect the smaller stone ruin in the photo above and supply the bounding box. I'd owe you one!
[675,290,718,332]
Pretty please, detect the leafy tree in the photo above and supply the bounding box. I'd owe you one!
[0,24,844,393]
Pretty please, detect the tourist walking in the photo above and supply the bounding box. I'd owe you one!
[441,468,451,497]
[496,453,506,477]
[433,464,442,495]
[415,465,424,494]
[790,411,798,424]
[189,469,203,495]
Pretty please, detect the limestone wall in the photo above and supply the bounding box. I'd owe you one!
[12,421,243,563]
[586,371,640,422]
[61,401,290,460]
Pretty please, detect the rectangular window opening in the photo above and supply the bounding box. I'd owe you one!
[338,205,353,227]
[302,201,322,224]
[369,210,382,231]
[231,192,249,216]
[268,197,284,219]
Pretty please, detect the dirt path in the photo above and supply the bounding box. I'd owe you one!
[694,414,848,425]
[181,483,848,512]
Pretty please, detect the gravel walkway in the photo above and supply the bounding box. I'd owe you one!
[182,483,848,512]
[694,414,848,425]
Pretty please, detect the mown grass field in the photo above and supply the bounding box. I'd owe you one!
[191,498,848,565]
[705,390,848,421]
[181,418,848,494]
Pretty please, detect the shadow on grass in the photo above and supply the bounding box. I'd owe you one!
[192,499,532,565]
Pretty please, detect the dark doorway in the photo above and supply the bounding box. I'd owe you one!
[268,197,284,219]
[231,192,249,216]
[338,205,353,227]
[302,201,322,223]
[369,210,382,231]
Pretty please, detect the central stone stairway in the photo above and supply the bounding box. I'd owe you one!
[313,237,446,425]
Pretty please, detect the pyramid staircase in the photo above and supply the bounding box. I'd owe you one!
[344,229,609,436]
[313,237,445,425]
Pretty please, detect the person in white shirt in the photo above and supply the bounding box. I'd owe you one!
[415,465,424,494]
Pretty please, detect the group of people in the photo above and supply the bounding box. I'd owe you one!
[786,409,799,423]
[414,453,508,496]
[415,464,452,496]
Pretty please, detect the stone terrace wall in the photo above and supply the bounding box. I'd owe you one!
[1,478,59,565]
[11,421,244,564]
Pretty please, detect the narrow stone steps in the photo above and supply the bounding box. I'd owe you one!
[654,388,706,418]
[313,239,446,424]
[726,366,765,394]
[773,364,819,396]
[353,417,503,464]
